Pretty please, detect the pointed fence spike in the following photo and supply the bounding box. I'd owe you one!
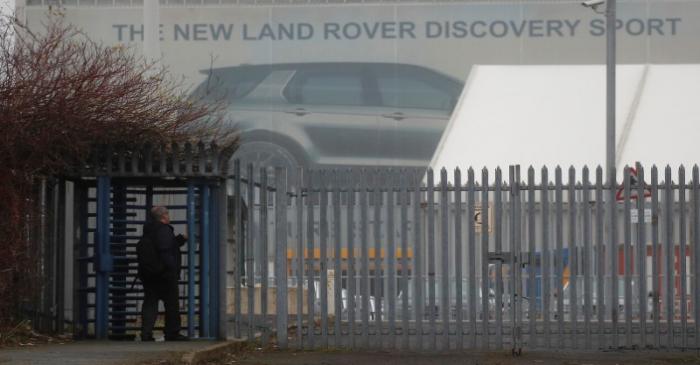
[132,143,142,175]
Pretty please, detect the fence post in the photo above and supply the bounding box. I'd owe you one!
[495,167,504,349]
[426,169,436,350]
[651,166,660,348]
[481,168,490,349]
[260,167,270,344]
[95,176,112,340]
[454,168,464,351]
[679,166,687,349]
[334,170,344,348]
[55,179,67,334]
[693,165,700,350]
[319,170,329,348]
[187,181,197,338]
[39,178,50,333]
[296,167,305,349]
[527,167,536,347]
[439,168,449,350]
[413,170,424,350]
[595,166,605,348]
[202,184,211,338]
[360,170,370,348]
[624,166,632,348]
[246,164,255,340]
[665,166,674,349]
[218,179,229,340]
[233,160,242,338]
[555,167,564,347]
[400,170,410,350]
[636,163,647,347]
[583,166,592,349]
[275,167,288,348]
[509,165,522,353]
[609,167,619,349]
[468,168,476,349]
[569,167,578,349]
[306,169,316,348]
[541,167,551,349]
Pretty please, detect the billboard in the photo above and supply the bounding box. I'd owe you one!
[23,0,700,171]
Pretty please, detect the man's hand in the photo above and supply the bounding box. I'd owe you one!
[175,234,187,247]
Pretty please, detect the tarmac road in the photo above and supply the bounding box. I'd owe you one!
[202,348,700,365]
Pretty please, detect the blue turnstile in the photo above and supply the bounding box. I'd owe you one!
[76,178,222,340]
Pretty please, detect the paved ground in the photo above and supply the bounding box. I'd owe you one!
[0,340,221,365]
[3,340,700,365]
[205,349,700,365]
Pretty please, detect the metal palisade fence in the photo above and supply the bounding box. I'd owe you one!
[228,162,700,352]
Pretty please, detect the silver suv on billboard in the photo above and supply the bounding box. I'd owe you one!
[195,62,463,173]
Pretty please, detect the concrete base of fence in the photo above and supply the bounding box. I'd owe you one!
[181,339,249,365]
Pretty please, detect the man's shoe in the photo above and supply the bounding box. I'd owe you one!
[164,334,189,341]
[141,335,155,342]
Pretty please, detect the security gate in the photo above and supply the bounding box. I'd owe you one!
[73,143,230,340]
[231,162,700,351]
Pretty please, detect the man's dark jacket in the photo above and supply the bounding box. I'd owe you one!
[142,220,187,275]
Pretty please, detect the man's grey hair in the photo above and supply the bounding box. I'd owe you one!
[150,206,169,221]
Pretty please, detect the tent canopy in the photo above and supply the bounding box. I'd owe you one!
[429,64,700,182]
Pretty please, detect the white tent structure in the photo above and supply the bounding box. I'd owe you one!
[429,64,700,180]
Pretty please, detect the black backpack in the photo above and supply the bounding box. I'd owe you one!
[136,235,165,279]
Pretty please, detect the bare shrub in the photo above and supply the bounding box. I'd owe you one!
[0,12,236,326]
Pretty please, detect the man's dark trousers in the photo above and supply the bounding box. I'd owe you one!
[141,273,180,339]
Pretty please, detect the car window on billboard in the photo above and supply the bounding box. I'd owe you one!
[375,69,458,111]
[287,70,365,107]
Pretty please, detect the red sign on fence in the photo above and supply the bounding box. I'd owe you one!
[615,167,652,201]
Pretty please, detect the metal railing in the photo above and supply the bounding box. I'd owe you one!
[229,162,700,352]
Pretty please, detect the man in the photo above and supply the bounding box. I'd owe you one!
[140,206,188,341]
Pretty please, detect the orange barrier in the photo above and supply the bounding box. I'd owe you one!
[286,247,413,260]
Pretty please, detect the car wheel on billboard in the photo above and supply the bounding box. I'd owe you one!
[231,141,303,188]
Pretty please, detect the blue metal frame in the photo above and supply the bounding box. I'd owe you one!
[201,185,211,338]
[77,183,89,338]
[84,178,224,340]
[187,182,197,338]
[95,176,113,340]
[209,186,220,338]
